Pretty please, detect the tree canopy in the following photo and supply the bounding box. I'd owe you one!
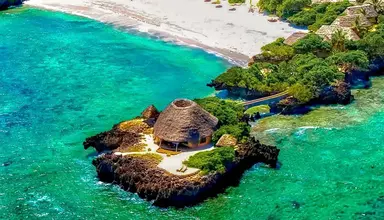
[293,34,332,56]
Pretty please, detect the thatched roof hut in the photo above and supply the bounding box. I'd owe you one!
[316,25,360,41]
[141,105,160,119]
[283,32,308,46]
[153,99,218,147]
[345,4,378,19]
[332,15,372,28]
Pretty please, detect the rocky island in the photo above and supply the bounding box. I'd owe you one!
[84,98,280,207]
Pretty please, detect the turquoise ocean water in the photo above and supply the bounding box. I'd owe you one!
[1,7,384,220]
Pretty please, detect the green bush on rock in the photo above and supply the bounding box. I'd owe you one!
[183,147,235,174]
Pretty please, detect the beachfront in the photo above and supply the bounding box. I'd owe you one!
[25,0,303,64]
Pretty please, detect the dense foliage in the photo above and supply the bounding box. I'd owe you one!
[288,1,351,31]
[228,0,245,3]
[257,0,310,18]
[195,97,250,142]
[183,147,235,174]
[357,22,384,60]
[292,34,331,56]
[213,123,250,142]
[194,97,244,126]
[261,38,295,60]
[326,50,370,72]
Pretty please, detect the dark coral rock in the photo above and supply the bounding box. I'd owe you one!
[318,81,353,105]
[0,0,23,10]
[270,96,310,115]
[83,128,142,152]
[141,105,160,120]
[92,137,279,207]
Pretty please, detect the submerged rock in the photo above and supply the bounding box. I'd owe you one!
[92,137,280,207]
[0,0,23,10]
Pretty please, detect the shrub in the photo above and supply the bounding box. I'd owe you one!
[228,0,245,3]
[261,38,295,61]
[213,122,250,143]
[276,0,311,18]
[326,50,369,72]
[288,83,315,103]
[293,34,331,56]
[183,147,235,174]
[194,97,245,126]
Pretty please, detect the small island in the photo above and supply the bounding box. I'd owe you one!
[84,98,280,207]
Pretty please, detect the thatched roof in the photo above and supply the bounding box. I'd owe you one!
[345,4,378,19]
[141,105,160,119]
[316,25,360,41]
[283,32,308,46]
[332,15,372,28]
[216,134,237,147]
[153,99,218,142]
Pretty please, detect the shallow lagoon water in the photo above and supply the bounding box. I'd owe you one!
[1,7,384,220]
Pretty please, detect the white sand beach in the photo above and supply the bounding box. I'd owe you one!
[25,0,304,65]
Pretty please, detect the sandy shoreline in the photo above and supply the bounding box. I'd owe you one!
[24,0,305,65]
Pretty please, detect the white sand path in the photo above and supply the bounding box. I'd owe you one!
[25,0,306,65]
[115,135,214,175]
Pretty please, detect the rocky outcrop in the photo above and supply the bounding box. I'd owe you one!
[83,128,142,152]
[92,137,280,207]
[141,105,160,120]
[317,81,353,105]
[0,0,23,10]
[271,81,353,115]
[270,96,310,115]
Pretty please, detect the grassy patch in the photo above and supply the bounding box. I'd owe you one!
[245,105,270,115]
[116,142,147,153]
[129,153,163,165]
[156,148,181,156]
[183,147,235,174]
[118,119,150,133]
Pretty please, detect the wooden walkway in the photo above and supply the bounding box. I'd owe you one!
[243,91,289,107]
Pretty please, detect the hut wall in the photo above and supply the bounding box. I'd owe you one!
[187,135,212,148]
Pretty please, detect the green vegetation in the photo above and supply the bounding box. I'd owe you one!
[195,97,250,142]
[213,122,250,142]
[212,23,384,105]
[183,147,235,174]
[326,50,369,72]
[261,38,295,60]
[288,1,351,31]
[292,34,331,56]
[257,0,310,18]
[194,97,244,126]
[228,0,245,3]
[357,22,384,60]
[244,105,271,115]
[212,66,264,91]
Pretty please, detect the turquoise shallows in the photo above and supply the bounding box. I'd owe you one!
[1,7,384,220]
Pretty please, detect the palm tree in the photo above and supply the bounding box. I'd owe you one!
[366,0,384,14]
[331,29,347,52]
[352,16,367,37]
